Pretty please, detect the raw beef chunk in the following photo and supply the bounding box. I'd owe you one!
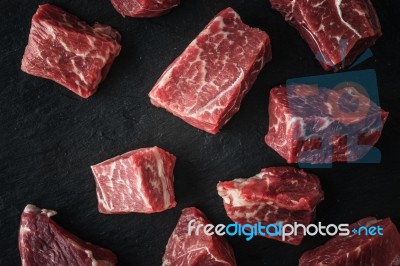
[91,146,176,214]
[162,207,236,266]
[111,0,180,18]
[217,166,323,245]
[19,204,117,266]
[149,7,272,134]
[265,85,388,164]
[269,0,382,71]
[299,217,400,266]
[21,4,121,98]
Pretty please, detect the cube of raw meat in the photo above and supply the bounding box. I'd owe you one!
[91,146,176,214]
[265,85,388,164]
[217,166,324,245]
[21,4,121,98]
[163,207,236,266]
[19,204,117,266]
[111,0,180,17]
[149,7,272,134]
[299,217,400,266]
[269,0,382,71]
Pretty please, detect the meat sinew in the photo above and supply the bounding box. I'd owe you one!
[149,7,272,134]
[91,146,176,214]
[162,207,236,266]
[19,204,117,266]
[217,166,324,245]
[265,85,388,164]
[299,217,400,266]
[269,0,382,71]
[111,0,180,18]
[21,4,121,98]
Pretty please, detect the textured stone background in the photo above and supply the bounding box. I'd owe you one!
[1,0,399,265]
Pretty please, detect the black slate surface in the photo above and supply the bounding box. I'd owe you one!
[1,0,400,265]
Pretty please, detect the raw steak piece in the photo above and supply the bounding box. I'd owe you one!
[217,166,324,245]
[111,0,180,18]
[269,0,382,71]
[21,4,121,98]
[19,204,117,266]
[265,85,388,164]
[163,207,236,266]
[299,217,400,266]
[149,7,272,134]
[91,146,176,214]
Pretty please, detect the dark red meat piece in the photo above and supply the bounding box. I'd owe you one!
[111,0,180,17]
[217,166,324,245]
[91,146,176,214]
[162,207,236,266]
[265,85,388,164]
[19,204,117,266]
[149,7,272,134]
[21,4,121,98]
[269,0,382,71]
[299,217,400,266]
